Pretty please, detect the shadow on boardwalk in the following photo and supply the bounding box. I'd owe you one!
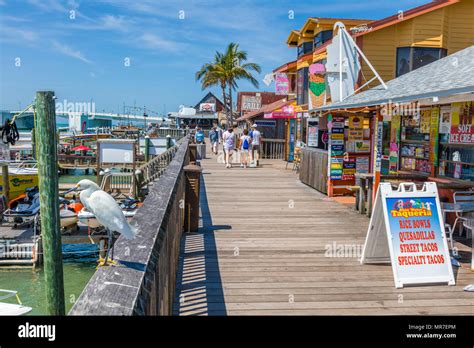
[173,174,228,315]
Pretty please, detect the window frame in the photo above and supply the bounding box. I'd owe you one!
[396,46,448,77]
[313,30,333,49]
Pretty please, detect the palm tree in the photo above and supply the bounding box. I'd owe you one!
[196,51,230,124]
[223,43,261,124]
[196,43,261,125]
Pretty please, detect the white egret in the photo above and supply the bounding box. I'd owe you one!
[66,179,137,266]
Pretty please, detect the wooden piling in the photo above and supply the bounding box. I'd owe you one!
[31,127,36,160]
[1,164,9,202]
[144,136,150,162]
[35,91,65,316]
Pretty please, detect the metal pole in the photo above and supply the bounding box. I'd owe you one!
[35,91,65,315]
[338,25,343,102]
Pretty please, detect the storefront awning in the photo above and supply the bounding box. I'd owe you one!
[313,45,474,112]
[264,101,297,119]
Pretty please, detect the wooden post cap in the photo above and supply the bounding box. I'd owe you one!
[184,164,203,173]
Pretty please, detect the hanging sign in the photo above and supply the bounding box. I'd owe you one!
[374,121,383,171]
[308,126,319,147]
[429,107,440,167]
[449,101,474,144]
[361,182,455,288]
[275,73,290,95]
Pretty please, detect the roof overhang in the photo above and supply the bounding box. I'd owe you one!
[286,30,300,47]
[273,60,297,74]
[314,89,474,112]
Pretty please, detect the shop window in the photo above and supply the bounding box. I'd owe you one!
[297,67,309,105]
[396,47,447,77]
[297,42,313,57]
[439,144,474,181]
[399,112,432,174]
[314,30,333,48]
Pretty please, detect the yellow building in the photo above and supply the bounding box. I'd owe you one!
[281,0,474,151]
[355,0,474,86]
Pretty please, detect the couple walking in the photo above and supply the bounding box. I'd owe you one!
[221,124,261,168]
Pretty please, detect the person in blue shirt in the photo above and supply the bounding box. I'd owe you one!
[195,127,205,144]
[209,126,219,154]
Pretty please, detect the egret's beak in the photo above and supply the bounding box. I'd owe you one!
[64,184,80,195]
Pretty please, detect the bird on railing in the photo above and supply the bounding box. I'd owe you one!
[65,179,138,266]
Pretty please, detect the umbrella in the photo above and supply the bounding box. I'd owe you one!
[71,145,92,151]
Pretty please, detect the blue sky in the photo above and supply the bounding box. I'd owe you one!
[0,0,428,115]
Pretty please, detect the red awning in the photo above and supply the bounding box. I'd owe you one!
[71,145,92,151]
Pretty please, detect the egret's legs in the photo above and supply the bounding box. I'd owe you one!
[98,228,117,267]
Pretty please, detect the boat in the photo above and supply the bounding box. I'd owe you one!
[78,209,137,228]
[4,189,79,229]
[0,289,32,315]
[77,198,140,228]
[58,197,82,230]
[3,187,40,226]
[0,165,39,201]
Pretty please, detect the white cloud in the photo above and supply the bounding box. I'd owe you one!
[139,33,181,52]
[27,0,67,12]
[52,41,92,64]
[69,14,133,32]
[0,27,39,43]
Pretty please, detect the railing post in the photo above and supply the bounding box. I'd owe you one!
[189,144,198,164]
[184,163,202,232]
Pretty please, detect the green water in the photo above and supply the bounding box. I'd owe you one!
[0,262,96,315]
[59,169,94,185]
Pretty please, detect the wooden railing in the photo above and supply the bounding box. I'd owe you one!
[261,138,286,160]
[100,172,134,197]
[138,135,189,187]
[58,154,96,168]
[299,147,328,194]
[70,135,190,315]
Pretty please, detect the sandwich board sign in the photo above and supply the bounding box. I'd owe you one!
[361,182,455,288]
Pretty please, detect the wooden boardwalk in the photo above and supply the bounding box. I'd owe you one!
[174,147,474,315]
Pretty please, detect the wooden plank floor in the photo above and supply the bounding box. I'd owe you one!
[173,146,474,315]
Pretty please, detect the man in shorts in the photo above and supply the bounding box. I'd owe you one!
[222,126,236,168]
[250,124,261,165]
[209,126,219,154]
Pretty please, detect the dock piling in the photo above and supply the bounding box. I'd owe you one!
[35,91,66,316]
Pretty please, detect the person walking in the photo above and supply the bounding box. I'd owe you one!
[250,124,262,165]
[239,128,251,168]
[195,127,205,144]
[209,126,219,155]
[222,126,236,168]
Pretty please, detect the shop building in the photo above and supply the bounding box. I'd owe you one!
[174,92,225,129]
[313,45,474,200]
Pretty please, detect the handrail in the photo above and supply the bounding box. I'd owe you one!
[69,134,190,315]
